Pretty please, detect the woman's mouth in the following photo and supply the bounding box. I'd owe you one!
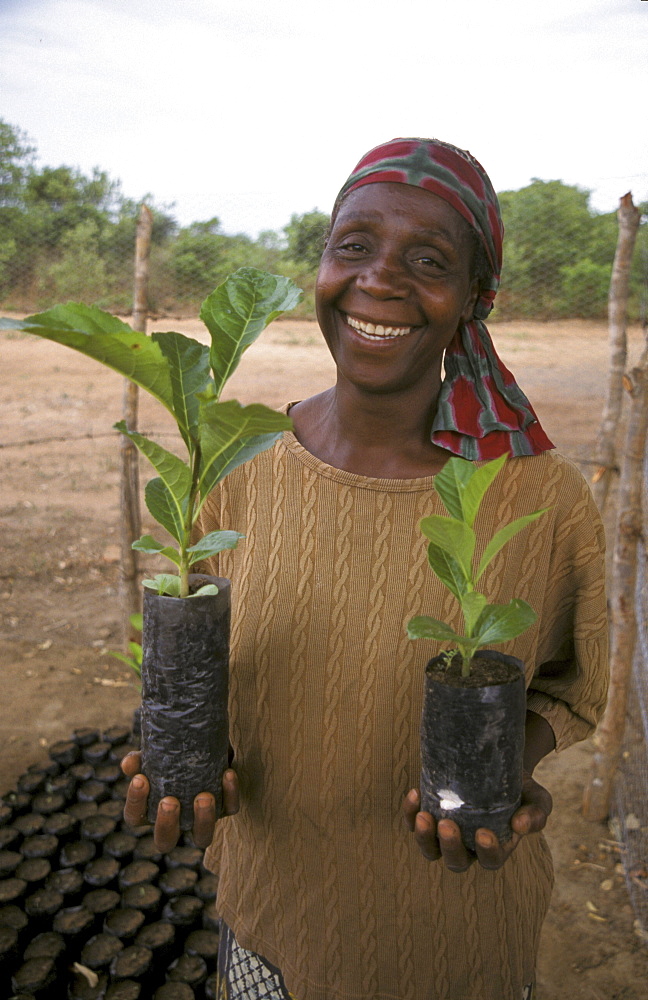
[346,314,414,341]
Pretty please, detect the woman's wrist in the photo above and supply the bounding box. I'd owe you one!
[522,710,556,776]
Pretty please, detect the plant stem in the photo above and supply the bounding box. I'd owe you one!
[460,610,475,678]
[179,445,202,598]
[179,560,190,599]
[461,649,473,678]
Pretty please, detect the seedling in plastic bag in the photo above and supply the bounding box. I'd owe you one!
[407,455,549,675]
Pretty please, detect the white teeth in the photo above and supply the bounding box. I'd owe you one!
[346,315,412,339]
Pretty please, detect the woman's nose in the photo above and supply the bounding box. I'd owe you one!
[355,253,409,299]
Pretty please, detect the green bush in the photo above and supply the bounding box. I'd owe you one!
[559,259,611,319]
[41,220,108,305]
[284,209,329,271]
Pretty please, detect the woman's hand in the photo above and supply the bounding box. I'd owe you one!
[121,751,240,853]
[402,772,552,872]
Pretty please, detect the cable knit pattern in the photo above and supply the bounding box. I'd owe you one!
[199,431,608,1000]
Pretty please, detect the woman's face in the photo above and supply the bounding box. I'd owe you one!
[316,182,479,397]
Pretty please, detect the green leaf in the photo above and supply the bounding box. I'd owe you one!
[420,515,475,580]
[141,576,218,598]
[1,304,175,414]
[472,598,538,647]
[433,457,477,521]
[201,268,302,396]
[187,529,244,565]
[434,454,507,526]
[460,455,508,526]
[109,651,136,667]
[199,431,284,504]
[129,641,143,660]
[132,534,167,553]
[189,583,219,597]
[476,508,549,580]
[114,422,191,534]
[129,613,143,633]
[144,478,185,543]
[197,397,292,499]
[143,574,181,597]
[425,542,469,601]
[132,534,181,567]
[460,591,487,636]
[152,331,212,447]
[406,615,464,643]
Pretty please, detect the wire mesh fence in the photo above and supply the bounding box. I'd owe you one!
[3,215,648,322]
[1,130,647,322]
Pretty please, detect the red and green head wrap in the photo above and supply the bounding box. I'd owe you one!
[334,138,554,460]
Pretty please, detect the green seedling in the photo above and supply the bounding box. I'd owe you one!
[1,268,301,598]
[407,454,548,675]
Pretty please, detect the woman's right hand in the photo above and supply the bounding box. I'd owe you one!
[402,773,552,872]
[121,751,239,853]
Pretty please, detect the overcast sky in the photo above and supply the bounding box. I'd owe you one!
[1,0,646,236]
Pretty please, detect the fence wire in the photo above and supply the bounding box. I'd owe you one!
[1,170,647,321]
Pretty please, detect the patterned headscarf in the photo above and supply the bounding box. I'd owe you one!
[334,138,554,459]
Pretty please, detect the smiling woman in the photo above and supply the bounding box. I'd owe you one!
[289,139,553,480]
[313,184,480,416]
[124,138,609,1000]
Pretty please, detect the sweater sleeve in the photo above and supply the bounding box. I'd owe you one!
[526,462,609,752]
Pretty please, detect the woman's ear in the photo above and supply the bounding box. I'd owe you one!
[461,277,481,324]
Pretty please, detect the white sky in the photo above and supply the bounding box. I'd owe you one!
[1,0,646,236]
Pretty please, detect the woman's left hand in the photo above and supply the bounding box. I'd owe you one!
[121,750,239,853]
[402,772,553,872]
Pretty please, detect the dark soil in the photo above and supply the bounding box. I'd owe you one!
[427,652,523,687]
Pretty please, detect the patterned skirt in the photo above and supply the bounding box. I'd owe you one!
[216,920,536,1000]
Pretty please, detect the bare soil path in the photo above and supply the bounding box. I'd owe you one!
[1,316,647,998]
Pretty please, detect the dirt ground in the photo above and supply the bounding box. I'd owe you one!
[1,315,647,998]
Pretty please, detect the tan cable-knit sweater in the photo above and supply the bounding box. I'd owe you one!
[198,430,608,1000]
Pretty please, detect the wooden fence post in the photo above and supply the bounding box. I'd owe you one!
[119,204,153,645]
[591,193,641,512]
[583,333,648,821]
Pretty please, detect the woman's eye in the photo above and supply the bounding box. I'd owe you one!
[414,255,443,269]
[339,241,367,253]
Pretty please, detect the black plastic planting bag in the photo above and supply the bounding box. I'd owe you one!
[140,575,230,830]
[420,649,526,851]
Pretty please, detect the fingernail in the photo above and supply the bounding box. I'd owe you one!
[160,801,176,814]
[195,795,212,809]
[407,789,418,804]
[132,776,144,790]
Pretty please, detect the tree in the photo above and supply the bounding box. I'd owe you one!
[498,180,596,317]
[0,118,34,209]
[44,220,108,303]
[284,209,330,271]
[23,165,120,246]
[559,259,611,318]
[497,182,646,321]
[171,218,226,302]
[170,221,284,306]
[0,120,34,294]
